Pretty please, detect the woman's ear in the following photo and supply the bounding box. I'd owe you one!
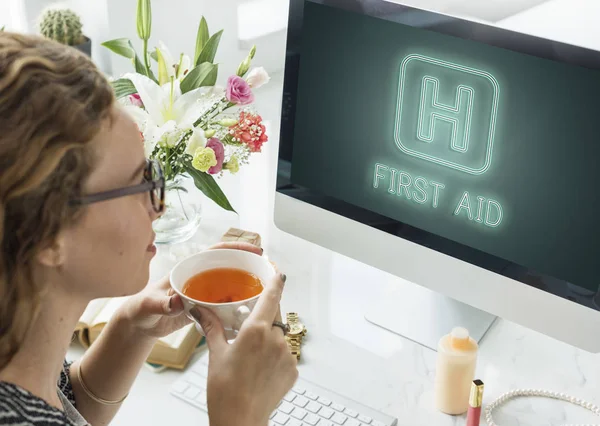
[36,235,66,268]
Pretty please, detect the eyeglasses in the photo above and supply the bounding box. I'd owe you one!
[70,159,165,213]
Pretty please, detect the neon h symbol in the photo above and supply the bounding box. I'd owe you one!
[417,77,474,153]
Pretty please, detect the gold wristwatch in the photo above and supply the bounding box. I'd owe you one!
[285,312,307,360]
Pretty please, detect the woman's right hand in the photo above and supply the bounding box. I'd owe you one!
[190,273,298,426]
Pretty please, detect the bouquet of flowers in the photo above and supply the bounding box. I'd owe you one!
[102,0,269,213]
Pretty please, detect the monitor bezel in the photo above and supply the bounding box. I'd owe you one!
[275,0,600,311]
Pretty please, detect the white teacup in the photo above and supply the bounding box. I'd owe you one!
[170,249,276,339]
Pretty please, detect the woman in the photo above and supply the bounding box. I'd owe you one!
[0,32,298,426]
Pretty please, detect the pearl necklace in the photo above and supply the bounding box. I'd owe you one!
[485,389,600,426]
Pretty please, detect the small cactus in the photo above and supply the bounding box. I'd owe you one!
[39,8,84,46]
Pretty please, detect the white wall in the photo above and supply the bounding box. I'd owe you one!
[104,0,286,83]
[13,0,113,73]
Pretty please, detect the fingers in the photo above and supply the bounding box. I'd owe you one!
[168,294,185,315]
[208,241,263,256]
[155,274,172,291]
[190,306,227,355]
[137,292,177,317]
[249,273,286,323]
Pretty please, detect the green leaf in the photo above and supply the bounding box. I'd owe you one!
[150,51,158,61]
[102,38,135,59]
[134,54,148,75]
[134,54,157,82]
[166,185,188,193]
[184,160,236,213]
[195,30,223,66]
[103,38,157,82]
[180,63,218,93]
[0,26,5,32]
[194,17,209,65]
[112,78,137,99]
[203,63,218,86]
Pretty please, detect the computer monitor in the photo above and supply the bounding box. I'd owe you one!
[274,0,600,353]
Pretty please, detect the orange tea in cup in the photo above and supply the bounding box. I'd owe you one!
[182,267,263,304]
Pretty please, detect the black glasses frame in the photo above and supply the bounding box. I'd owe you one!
[70,159,165,213]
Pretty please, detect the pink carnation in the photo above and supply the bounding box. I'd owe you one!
[230,111,268,153]
[206,138,225,174]
[128,93,144,108]
[226,76,254,105]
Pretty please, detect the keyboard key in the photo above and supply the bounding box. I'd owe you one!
[293,396,309,408]
[291,407,307,420]
[358,414,372,424]
[270,411,277,419]
[287,419,303,426]
[273,412,290,425]
[317,420,334,426]
[306,401,322,414]
[318,397,332,406]
[306,391,319,400]
[279,402,295,414]
[293,386,306,395]
[344,409,358,418]
[195,392,206,406]
[332,403,345,412]
[345,420,361,426]
[192,362,209,377]
[283,393,297,403]
[184,371,205,385]
[372,421,386,426]
[183,387,200,399]
[305,413,320,425]
[171,381,188,393]
[331,412,348,425]
[319,407,334,419]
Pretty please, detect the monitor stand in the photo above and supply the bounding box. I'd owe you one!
[364,278,497,352]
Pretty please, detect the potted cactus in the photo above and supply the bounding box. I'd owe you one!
[38,7,91,57]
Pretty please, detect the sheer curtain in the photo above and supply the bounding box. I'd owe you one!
[0,0,27,32]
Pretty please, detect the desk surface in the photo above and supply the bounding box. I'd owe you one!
[67,2,600,424]
[68,215,600,426]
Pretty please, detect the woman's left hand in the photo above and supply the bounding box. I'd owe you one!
[118,241,264,339]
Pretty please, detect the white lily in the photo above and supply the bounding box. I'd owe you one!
[122,72,222,156]
[155,41,192,84]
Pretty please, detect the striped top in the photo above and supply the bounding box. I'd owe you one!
[0,361,81,426]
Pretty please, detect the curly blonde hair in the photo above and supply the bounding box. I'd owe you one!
[0,32,114,370]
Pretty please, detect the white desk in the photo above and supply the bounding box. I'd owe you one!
[67,212,600,426]
[68,3,600,423]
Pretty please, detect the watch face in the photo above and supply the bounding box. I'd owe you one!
[288,323,305,335]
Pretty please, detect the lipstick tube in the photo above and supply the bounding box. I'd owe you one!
[467,379,484,426]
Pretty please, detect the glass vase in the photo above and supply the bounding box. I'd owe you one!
[153,176,202,245]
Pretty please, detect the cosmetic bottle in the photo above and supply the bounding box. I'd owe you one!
[434,327,479,415]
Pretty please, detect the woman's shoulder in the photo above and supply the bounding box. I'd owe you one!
[0,363,76,426]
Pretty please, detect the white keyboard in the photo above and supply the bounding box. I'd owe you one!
[170,351,398,426]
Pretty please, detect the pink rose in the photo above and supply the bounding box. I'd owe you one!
[128,93,144,108]
[226,75,254,105]
[206,138,225,174]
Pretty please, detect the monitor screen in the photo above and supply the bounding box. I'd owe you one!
[277,0,600,311]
